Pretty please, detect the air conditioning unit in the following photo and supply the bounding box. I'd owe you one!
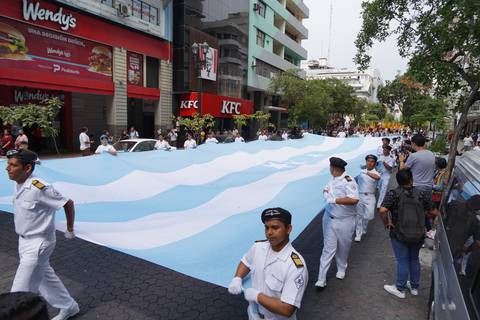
[116,1,132,17]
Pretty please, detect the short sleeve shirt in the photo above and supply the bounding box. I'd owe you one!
[357,169,380,193]
[241,242,308,319]
[381,186,432,239]
[13,175,68,237]
[404,150,435,188]
[325,172,359,218]
[95,144,115,154]
[79,132,90,151]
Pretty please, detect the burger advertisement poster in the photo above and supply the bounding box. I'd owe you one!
[0,16,112,81]
[127,51,143,86]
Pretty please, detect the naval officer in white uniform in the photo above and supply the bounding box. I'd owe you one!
[227,207,308,320]
[316,157,359,289]
[6,149,79,320]
[354,154,380,242]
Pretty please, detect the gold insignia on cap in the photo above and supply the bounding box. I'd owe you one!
[291,252,304,268]
[345,176,352,182]
[32,179,45,190]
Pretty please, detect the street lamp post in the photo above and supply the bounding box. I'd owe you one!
[191,42,209,117]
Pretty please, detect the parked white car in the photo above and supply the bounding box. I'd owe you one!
[113,139,176,152]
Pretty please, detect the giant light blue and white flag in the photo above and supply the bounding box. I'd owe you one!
[0,135,380,286]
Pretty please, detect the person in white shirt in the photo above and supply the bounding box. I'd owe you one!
[227,208,308,320]
[184,134,197,149]
[354,155,380,242]
[234,132,245,143]
[95,135,117,155]
[282,131,289,140]
[129,126,139,139]
[474,141,480,151]
[168,128,178,147]
[463,134,474,151]
[155,134,171,151]
[258,131,268,141]
[79,127,91,156]
[205,132,219,144]
[377,137,391,157]
[337,130,346,138]
[377,145,396,208]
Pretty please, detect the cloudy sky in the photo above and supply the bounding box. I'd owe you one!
[302,0,408,81]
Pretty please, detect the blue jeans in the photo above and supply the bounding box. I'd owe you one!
[390,237,422,292]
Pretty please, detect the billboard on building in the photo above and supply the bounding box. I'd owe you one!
[127,51,143,86]
[199,47,217,81]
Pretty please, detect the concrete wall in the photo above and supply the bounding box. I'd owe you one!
[107,47,128,138]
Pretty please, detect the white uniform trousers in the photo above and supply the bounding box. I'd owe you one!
[355,194,376,237]
[376,175,390,208]
[318,215,355,282]
[11,236,75,309]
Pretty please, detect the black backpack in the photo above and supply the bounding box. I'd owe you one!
[394,188,426,244]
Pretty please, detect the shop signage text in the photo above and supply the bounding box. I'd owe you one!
[13,88,64,104]
[22,0,77,31]
[179,92,253,118]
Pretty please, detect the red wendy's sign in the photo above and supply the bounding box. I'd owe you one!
[179,93,253,118]
[1,0,171,61]
[0,16,112,83]
[127,51,143,86]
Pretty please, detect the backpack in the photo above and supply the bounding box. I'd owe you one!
[394,188,426,244]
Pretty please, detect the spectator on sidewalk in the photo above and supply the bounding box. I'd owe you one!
[14,129,28,150]
[205,132,219,144]
[184,134,197,150]
[379,169,438,299]
[227,208,308,319]
[168,128,178,147]
[315,157,359,289]
[432,157,447,209]
[258,130,268,141]
[102,130,114,145]
[121,129,130,141]
[474,140,480,151]
[1,129,14,156]
[399,134,435,193]
[95,135,117,156]
[355,154,380,242]
[79,127,91,157]
[377,137,391,157]
[154,134,171,151]
[234,132,245,143]
[129,126,139,139]
[463,133,474,152]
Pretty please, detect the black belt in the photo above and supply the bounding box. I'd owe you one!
[361,192,374,195]
[258,313,265,319]
[329,215,335,219]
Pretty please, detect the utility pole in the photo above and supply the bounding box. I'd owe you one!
[327,0,333,64]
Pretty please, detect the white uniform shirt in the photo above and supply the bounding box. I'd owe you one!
[95,144,116,154]
[205,137,219,144]
[464,136,473,147]
[258,135,268,141]
[356,169,380,194]
[377,155,395,176]
[79,132,90,151]
[241,241,308,320]
[337,131,346,138]
[184,139,197,149]
[282,133,288,140]
[325,172,359,218]
[154,140,171,150]
[235,136,245,143]
[129,130,139,139]
[13,175,67,237]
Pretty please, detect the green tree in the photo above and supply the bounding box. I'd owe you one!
[356,0,480,197]
[176,113,215,143]
[0,97,63,154]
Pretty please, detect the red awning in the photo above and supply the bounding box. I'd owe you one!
[0,68,114,96]
[127,85,160,100]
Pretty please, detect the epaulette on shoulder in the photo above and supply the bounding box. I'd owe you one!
[32,179,46,190]
[345,175,352,182]
[255,239,268,243]
[291,252,304,268]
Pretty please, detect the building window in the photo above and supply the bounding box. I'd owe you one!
[256,29,266,48]
[256,1,266,18]
[130,0,159,25]
[146,56,159,88]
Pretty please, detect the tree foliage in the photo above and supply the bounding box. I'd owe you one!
[176,113,215,142]
[269,70,366,128]
[355,0,480,205]
[0,97,63,138]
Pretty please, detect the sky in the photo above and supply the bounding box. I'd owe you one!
[302,0,408,81]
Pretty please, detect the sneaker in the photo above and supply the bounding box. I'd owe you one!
[384,284,406,299]
[315,279,326,290]
[406,281,419,296]
[336,271,345,280]
[354,235,361,242]
[52,301,80,320]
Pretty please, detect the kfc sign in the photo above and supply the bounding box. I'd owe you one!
[180,100,198,110]
[179,92,253,118]
[22,0,77,31]
[221,100,241,115]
